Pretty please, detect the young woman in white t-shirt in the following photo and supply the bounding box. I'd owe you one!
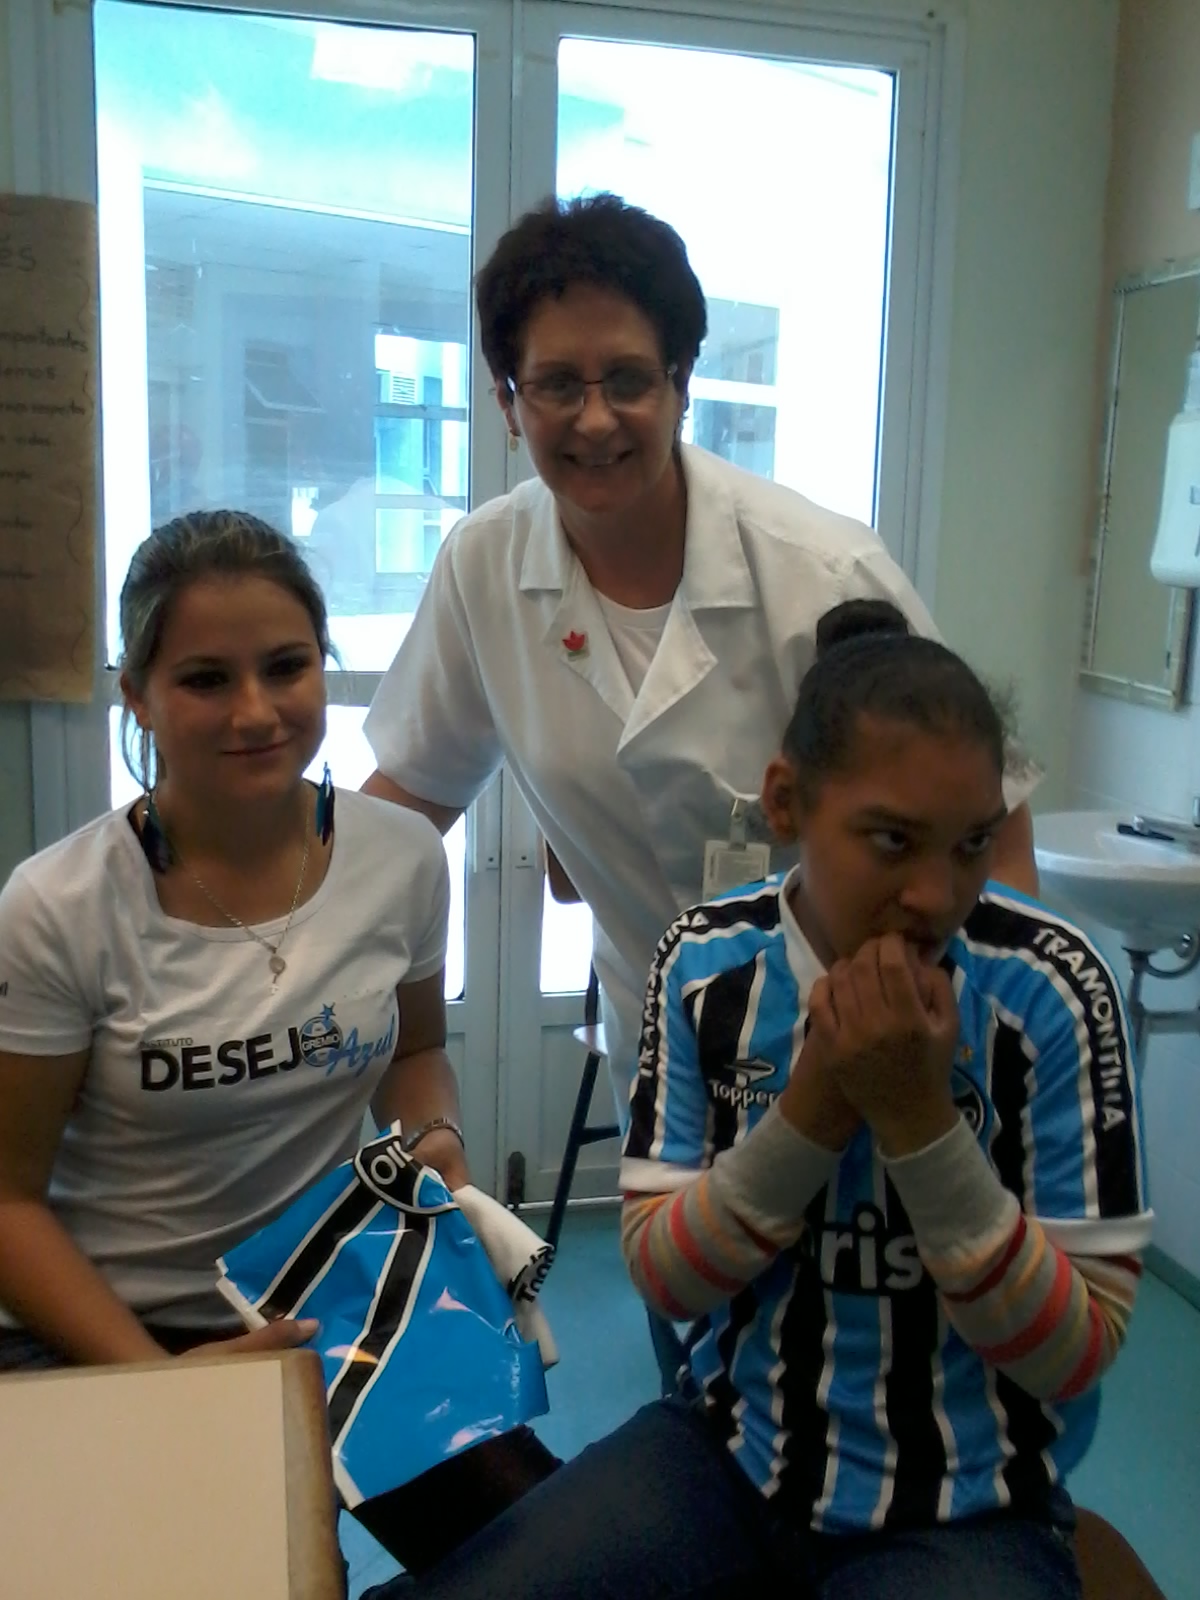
[0,510,557,1570]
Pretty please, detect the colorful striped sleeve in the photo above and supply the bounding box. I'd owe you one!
[885,1117,1142,1401]
[621,1105,839,1318]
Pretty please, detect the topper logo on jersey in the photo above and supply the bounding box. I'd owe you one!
[801,1202,926,1295]
[140,1003,396,1091]
[353,1130,457,1214]
[708,1057,780,1111]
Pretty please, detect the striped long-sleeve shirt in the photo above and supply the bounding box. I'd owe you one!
[620,874,1152,1533]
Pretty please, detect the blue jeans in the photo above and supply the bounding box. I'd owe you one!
[647,1310,691,1397]
[367,1398,1081,1600]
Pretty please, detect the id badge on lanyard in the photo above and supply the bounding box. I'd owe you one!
[702,798,772,902]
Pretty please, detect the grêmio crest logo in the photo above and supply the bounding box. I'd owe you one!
[140,1003,396,1092]
[951,1064,987,1135]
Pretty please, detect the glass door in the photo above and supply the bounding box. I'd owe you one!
[499,1,935,1206]
[83,0,513,1191]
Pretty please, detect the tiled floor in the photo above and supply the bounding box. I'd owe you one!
[344,1209,1200,1599]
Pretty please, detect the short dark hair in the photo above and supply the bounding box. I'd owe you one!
[782,599,1008,796]
[475,193,707,389]
[118,509,331,788]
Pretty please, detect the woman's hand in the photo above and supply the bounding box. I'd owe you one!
[184,1318,319,1361]
[779,1031,863,1153]
[808,934,960,1157]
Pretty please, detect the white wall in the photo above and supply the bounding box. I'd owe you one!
[1068,0,1200,1282]
[932,0,1118,807]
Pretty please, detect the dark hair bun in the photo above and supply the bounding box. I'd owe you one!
[815,599,910,661]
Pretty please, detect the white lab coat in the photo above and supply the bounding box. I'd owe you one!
[365,445,1032,1123]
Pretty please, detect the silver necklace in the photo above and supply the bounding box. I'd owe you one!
[153,794,311,987]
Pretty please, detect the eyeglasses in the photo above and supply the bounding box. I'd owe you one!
[507,363,678,416]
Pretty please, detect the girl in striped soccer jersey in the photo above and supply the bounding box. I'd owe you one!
[390,599,1149,1600]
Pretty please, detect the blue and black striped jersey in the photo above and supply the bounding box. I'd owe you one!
[621,873,1150,1532]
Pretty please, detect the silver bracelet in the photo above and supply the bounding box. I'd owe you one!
[401,1116,465,1156]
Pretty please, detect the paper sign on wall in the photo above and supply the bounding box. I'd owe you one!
[0,193,98,703]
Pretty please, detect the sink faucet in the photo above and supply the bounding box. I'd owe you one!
[1127,807,1200,843]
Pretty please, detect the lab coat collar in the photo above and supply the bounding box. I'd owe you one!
[518,446,759,738]
[541,561,636,725]
[676,445,758,610]
[516,445,758,610]
[616,595,714,752]
[517,478,573,594]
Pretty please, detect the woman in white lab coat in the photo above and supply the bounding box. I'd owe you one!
[365,193,1039,1120]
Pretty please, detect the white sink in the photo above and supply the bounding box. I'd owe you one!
[1034,811,1200,950]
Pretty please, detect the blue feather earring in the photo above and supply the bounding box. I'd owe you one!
[315,762,335,844]
[140,791,173,874]
[134,724,172,874]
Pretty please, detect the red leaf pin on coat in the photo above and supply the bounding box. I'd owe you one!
[562,630,588,657]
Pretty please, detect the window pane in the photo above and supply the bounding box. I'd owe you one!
[694,299,779,386]
[557,39,893,526]
[94,4,475,673]
[540,40,894,993]
[106,702,466,1001]
[540,884,593,995]
[692,399,776,479]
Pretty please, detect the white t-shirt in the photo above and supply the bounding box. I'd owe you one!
[594,593,672,696]
[0,789,448,1328]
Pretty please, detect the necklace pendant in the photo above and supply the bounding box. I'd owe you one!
[268,953,287,978]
